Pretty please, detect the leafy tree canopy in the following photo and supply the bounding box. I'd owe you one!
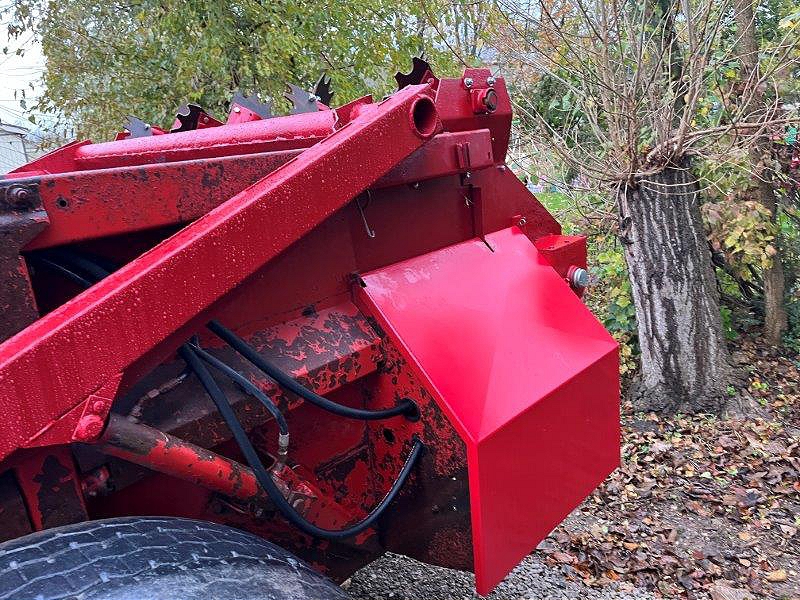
[5,0,464,140]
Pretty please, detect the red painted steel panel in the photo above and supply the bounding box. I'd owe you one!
[0,83,438,462]
[22,130,492,251]
[358,226,619,594]
[25,149,303,249]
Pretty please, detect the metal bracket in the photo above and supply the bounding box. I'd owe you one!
[0,180,48,341]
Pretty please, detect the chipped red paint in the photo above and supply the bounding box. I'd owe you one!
[0,83,438,462]
[12,447,88,531]
[358,338,474,571]
[128,302,382,448]
[0,67,618,597]
[98,414,266,503]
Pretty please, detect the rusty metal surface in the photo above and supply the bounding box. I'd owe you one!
[0,83,437,462]
[97,414,269,504]
[12,447,88,531]
[363,340,474,571]
[130,302,382,446]
[0,181,48,341]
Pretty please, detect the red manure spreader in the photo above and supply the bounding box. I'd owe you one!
[0,60,619,599]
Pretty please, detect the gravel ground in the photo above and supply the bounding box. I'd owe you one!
[345,552,657,600]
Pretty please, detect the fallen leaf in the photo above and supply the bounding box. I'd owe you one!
[709,582,754,600]
[623,541,639,551]
[551,551,575,564]
[765,569,788,583]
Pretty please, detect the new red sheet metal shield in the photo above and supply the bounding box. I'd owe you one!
[358,226,620,594]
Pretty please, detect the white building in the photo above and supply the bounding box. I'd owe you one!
[0,121,40,174]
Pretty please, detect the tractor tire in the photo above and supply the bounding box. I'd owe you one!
[0,516,349,600]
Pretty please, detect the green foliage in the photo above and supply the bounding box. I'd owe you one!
[779,212,800,353]
[719,305,739,341]
[536,191,568,213]
[783,299,800,353]
[702,200,778,280]
[584,238,638,376]
[592,247,636,335]
[5,0,464,141]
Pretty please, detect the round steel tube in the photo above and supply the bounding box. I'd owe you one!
[75,110,338,170]
[96,413,264,503]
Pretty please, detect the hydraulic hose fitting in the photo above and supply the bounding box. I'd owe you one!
[274,432,290,473]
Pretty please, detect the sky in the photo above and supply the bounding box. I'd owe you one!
[0,25,45,131]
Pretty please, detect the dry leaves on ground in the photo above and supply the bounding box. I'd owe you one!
[537,338,800,599]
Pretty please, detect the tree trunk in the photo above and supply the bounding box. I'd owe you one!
[735,0,788,345]
[618,159,737,414]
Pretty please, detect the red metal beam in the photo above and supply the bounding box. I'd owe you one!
[25,149,304,249]
[74,109,337,169]
[8,111,337,176]
[0,84,439,461]
[22,130,492,250]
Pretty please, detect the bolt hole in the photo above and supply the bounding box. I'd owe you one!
[410,97,437,138]
[382,428,396,444]
[483,89,498,113]
[56,198,69,209]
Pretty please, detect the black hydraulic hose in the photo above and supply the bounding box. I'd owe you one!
[188,342,288,436]
[37,253,290,444]
[179,344,424,539]
[38,252,415,421]
[29,256,95,289]
[42,251,424,537]
[43,248,112,282]
[207,320,418,421]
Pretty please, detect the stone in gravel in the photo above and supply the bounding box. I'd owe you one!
[709,582,755,600]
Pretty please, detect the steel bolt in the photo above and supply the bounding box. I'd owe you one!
[74,414,105,441]
[7,186,33,209]
[233,106,241,113]
[487,76,496,86]
[570,267,589,289]
[464,77,473,88]
[518,217,527,226]
[10,187,30,202]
